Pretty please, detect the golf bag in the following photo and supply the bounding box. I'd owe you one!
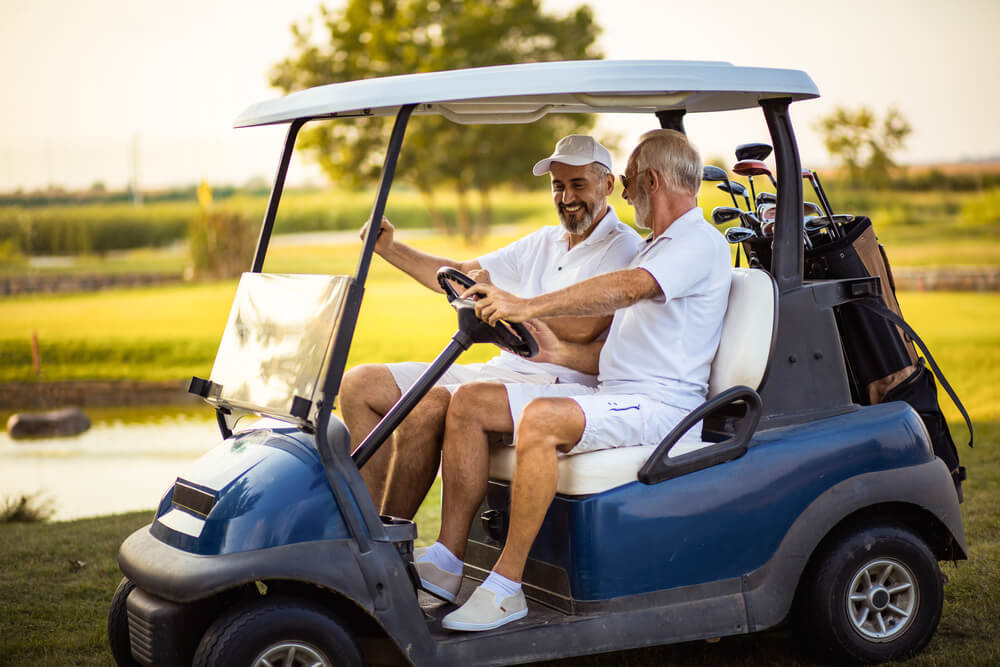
[803,215,972,497]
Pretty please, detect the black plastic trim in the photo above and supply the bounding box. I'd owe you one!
[170,479,216,518]
[638,386,761,484]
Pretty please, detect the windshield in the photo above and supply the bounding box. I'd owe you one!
[207,272,352,427]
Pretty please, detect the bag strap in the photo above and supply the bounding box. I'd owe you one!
[855,298,974,448]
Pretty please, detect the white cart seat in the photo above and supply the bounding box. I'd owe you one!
[488,268,777,495]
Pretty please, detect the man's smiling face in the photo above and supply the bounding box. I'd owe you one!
[549,161,609,235]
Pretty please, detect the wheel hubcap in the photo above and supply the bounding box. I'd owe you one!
[846,557,918,641]
[252,641,331,667]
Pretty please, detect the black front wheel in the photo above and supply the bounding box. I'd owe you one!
[800,522,943,664]
[192,597,362,667]
[108,577,141,667]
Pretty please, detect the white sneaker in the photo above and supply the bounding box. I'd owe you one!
[413,547,461,603]
[441,585,527,631]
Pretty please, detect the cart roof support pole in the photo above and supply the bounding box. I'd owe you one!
[252,118,306,273]
[355,104,417,287]
[761,98,803,294]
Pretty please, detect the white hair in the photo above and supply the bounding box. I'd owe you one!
[634,129,702,195]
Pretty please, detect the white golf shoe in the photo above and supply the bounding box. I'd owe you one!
[441,585,527,631]
[413,547,462,603]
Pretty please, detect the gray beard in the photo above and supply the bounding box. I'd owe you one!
[558,199,605,235]
[632,192,652,231]
[559,208,594,235]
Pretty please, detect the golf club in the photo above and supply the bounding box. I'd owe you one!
[804,201,824,217]
[756,191,776,207]
[724,226,757,244]
[712,206,743,225]
[703,165,739,208]
[735,142,773,162]
[733,159,774,208]
[758,202,824,223]
[717,181,752,210]
[801,168,836,221]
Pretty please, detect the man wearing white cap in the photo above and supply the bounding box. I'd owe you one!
[341,135,642,520]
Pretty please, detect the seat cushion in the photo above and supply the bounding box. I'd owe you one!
[489,443,656,496]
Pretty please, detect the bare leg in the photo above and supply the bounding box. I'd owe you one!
[437,383,516,560]
[381,386,452,519]
[492,398,585,582]
[339,364,402,508]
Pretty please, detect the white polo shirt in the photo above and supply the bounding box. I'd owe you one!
[478,207,642,386]
[598,207,731,410]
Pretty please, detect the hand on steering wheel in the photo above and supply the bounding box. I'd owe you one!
[436,267,538,358]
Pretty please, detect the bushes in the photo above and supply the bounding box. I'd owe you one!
[187,208,256,280]
[0,202,192,255]
[959,188,1000,226]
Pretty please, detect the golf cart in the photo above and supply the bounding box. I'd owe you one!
[110,61,966,666]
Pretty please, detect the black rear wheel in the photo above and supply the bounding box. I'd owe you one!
[800,522,943,664]
[192,596,362,667]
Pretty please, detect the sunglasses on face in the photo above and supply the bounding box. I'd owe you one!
[619,168,648,196]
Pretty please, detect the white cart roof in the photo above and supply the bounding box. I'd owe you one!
[235,60,818,128]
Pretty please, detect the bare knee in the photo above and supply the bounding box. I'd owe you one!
[404,386,451,431]
[448,383,512,430]
[340,364,400,413]
[516,398,582,453]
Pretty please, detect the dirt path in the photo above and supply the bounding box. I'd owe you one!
[0,380,201,411]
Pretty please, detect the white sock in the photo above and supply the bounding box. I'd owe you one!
[481,571,522,599]
[418,542,463,576]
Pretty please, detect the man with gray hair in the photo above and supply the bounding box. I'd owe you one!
[340,135,642,520]
[414,129,732,631]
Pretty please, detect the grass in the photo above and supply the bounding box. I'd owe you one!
[1,421,996,666]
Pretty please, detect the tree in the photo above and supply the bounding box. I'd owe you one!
[815,106,912,187]
[270,0,603,239]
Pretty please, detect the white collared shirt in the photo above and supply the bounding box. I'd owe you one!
[597,206,732,410]
[478,207,643,386]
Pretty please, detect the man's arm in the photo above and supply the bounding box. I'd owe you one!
[362,216,479,292]
[524,320,604,375]
[463,268,662,326]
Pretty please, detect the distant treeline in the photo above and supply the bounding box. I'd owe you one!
[0,184,270,208]
[887,168,1000,192]
[0,190,549,256]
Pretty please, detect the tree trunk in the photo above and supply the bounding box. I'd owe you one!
[455,184,472,242]
[418,188,450,235]
[475,186,492,243]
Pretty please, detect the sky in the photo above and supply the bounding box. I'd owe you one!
[0,0,996,191]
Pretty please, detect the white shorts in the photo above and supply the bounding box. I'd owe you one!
[504,384,704,456]
[387,361,558,395]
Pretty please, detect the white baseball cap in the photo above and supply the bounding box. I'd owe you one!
[532,135,613,176]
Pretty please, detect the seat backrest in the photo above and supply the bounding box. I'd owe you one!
[489,267,778,497]
[707,268,778,397]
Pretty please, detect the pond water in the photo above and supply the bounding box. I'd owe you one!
[0,412,223,521]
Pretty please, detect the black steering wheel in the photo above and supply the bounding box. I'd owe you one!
[436,267,538,358]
